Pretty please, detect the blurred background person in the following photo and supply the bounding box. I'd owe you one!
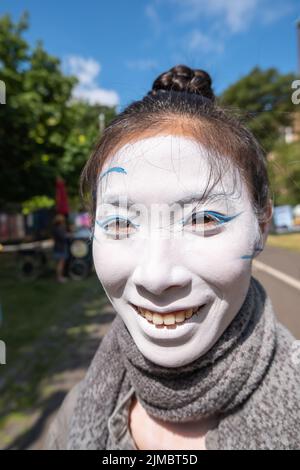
[52,214,69,283]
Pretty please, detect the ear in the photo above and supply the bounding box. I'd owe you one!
[259,199,273,249]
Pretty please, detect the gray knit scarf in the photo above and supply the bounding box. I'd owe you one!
[67,276,300,450]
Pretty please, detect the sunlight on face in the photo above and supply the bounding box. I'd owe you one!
[93,135,262,368]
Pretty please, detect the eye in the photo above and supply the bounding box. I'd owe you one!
[183,210,237,236]
[96,216,138,240]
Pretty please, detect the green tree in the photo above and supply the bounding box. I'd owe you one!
[0,13,116,211]
[268,141,300,206]
[220,67,296,153]
[60,101,115,203]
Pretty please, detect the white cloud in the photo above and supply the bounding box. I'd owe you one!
[66,56,100,86]
[65,55,119,107]
[170,0,259,33]
[145,0,295,65]
[186,30,224,54]
[149,0,294,34]
[72,87,119,107]
[145,3,162,35]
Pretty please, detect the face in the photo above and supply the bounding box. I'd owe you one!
[93,135,263,368]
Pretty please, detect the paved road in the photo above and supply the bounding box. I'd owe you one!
[253,246,300,339]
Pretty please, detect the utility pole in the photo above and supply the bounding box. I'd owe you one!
[297,19,300,75]
[99,113,105,134]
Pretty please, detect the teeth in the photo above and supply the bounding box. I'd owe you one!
[145,312,152,322]
[137,307,196,326]
[163,314,176,325]
[174,311,185,323]
[152,313,164,325]
[185,309,193,319]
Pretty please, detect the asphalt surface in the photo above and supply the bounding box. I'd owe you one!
[253,246,300,339]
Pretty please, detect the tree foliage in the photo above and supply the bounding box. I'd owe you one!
[0,13,116,211]
[268,141,300,206]
[220,67,299,205]
[1,15,298,210]
[220,67,297,153]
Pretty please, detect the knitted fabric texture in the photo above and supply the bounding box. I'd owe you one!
[67,277,300,450]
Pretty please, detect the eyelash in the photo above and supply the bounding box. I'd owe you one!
[96,216,140,240]
[96,211,237,240]
[182,210,237,235]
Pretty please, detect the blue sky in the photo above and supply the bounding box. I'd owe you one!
[1,0,299,110]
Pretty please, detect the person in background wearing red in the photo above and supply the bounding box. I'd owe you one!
[52,214,69,283]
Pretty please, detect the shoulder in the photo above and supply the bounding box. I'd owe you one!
[248,321,300,446]
[215,322,300,449]
[43,381,83,450]
[261,321,300,403]
[274,321,299,373]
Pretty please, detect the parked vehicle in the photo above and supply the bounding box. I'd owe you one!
[16,226,93,281]
[66,227,93,280]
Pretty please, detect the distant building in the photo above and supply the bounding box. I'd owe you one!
[273,205,294,230]
[281,112,300,144]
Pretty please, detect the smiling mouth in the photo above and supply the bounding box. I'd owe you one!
[131,304,206,328]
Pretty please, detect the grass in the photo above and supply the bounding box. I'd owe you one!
[0,252,110,448]
[0,253,99,365]
[267,233,300,253]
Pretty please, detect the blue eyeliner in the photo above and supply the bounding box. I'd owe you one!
[179,210,241,226]
[202,211,240,224]
[99,166,127,181]
[96,210,241,238]
[96,215,140,229]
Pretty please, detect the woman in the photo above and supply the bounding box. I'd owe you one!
[45,65,300,450]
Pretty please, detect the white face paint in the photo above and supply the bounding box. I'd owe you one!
[93,135,263,368]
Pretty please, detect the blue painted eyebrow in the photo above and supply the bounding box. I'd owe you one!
[99,166,127,181]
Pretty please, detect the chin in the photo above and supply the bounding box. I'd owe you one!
[130,326,214,369]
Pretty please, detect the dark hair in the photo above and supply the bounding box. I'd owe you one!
[80,64,271,233]
[151,65,215,101]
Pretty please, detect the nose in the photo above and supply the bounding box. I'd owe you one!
[131,238,191,297]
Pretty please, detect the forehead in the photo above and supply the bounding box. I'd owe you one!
[98,135,244,204]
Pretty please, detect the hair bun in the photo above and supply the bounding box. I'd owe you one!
[151,64,215,101]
